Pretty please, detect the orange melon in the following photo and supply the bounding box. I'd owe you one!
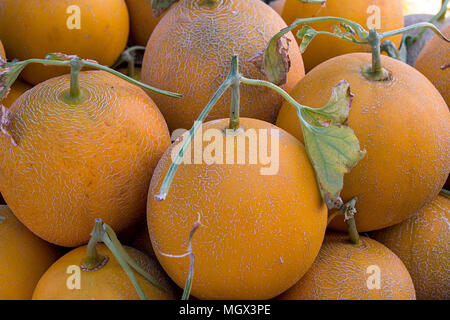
[278,233,416,300]
[0,0,129,85]
[281,0,404,72]
[125,0,168,46]
[147,117,327,299]
[0,205,60,300]
[277,53,449,232]
[414,24,450,106]
[32,244,176,300]
[142,0,305,132]
[371,193,450,300]
[0,71,171,247]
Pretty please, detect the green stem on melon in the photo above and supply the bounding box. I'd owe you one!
[181,218,201,300]
[80,219,109,271]
[339,197,360,245]
[380,22,450,41]
[363,29,392,81]
[228,56,241,131]
[156,55,364,210]
[0,54,182,103]
[81,219,168,300]
[440,189,450,197]
[284,17,450,79]
[112,46,146,79]
[155,58,235,201]
[62,57,84,104]
[103,224,167,292]
[380,40,400,60]
[438,0,449,21]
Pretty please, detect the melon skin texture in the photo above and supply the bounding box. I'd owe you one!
[404,14,450,66]
[371,194,450,300]
[142,0,305,132]
[277,233,416,300]
[32,244,177,300]
[147,118,327,300]
[0,71,171,247]
[281,0,404,72]
[0,205,61,300]
[277,53,450,232]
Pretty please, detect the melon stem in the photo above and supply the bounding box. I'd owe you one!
[112,46,146,79]
[228,56,241,131]
[362,29,392,81]
[0,55,182,104]
[339,197,360,245]
[81,218,108,271]
[438,0,448,21]
[68,57,84,103]
[80,218,168,300]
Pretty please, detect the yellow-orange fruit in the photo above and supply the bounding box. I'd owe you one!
[414,24,450,106]
[282,0,404,72]
[371,193,450,300]
[0,71,171,247]
[1,80,32,109]
[142,0,305,132]
[0,205,60,300]
[278,233,416,300]
[148,118,328,300]
[277,53,449,232]
[0,0,129,85]
[32,244,176,300]
[125,0,168,46]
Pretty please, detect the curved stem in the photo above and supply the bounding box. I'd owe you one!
[82,60,181,98]
[381,22,450,42]
[228,56,241,131]
[438,0,449,21]
[380,40,400,60]
[291,16,369,40]
[80,219,169,300]
[155,68,234,200]
[327,211,342,226]
[102,234,148,300]
[112,46,146,78]
[0,56,182,102]
[103,224,167,292]
[240,76,305,111]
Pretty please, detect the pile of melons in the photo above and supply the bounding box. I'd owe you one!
[0,0,448,301]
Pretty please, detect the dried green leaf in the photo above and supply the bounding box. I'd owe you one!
[296,26,318,53]
[298,81,366,209]
[250,34,292,85]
